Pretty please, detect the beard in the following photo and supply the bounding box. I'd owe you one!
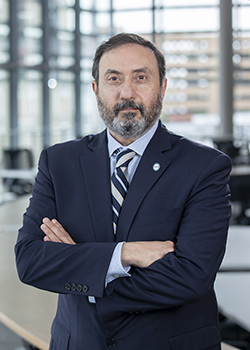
[97,93,163,140]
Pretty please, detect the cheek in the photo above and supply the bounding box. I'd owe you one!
[140,88,156,105]
[102,90,120,106]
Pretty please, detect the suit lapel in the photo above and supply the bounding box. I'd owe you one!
[116,123,173,242]
[80,130,114,242]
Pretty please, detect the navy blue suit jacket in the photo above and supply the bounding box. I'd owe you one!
[15,121,231,350]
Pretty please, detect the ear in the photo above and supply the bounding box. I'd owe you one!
[92,80,98,100]
[161,78,167,101]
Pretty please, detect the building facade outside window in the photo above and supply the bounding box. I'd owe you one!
[0,0,249,165]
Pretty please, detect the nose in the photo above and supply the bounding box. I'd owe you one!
[119,79,136,100]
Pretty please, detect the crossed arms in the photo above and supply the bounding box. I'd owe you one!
[15,142,231,317]
[41,217,175,269]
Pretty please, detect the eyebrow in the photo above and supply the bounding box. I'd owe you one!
[104,67,153,77]
[104,69,121,77]
[132,67,153,76]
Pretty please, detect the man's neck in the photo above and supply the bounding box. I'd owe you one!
[109,132,138,146]
[108,121,159,146]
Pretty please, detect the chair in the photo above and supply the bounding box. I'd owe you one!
[213,138,250,165]
[2,148,34,196]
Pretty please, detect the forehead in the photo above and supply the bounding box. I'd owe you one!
[99,43,159,76]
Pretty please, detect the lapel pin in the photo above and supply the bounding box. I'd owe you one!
[153,163,160,171]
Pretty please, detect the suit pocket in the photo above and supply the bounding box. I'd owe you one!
[49,319,71,350]
[169,324,221,350]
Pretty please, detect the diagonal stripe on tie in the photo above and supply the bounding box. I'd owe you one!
[111,149,135,234]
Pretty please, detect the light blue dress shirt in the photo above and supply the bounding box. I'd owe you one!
[88,121,159,303]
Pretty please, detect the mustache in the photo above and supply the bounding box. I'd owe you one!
[113,100,144,116]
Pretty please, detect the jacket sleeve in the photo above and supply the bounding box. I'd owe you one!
[15,148,117,298]
[96,153,231,322]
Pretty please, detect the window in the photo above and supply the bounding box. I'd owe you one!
[233,0,250,139]
[0,0,249,165]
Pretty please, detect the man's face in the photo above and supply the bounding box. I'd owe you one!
[92,43,167,144]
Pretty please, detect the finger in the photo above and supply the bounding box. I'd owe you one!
[41,219,61,243]
[51,219,76,244]
[51,218,63,230]
[41,218,76,244]
[41,217,65,243]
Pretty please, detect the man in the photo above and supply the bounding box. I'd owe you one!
[15,33,231,350]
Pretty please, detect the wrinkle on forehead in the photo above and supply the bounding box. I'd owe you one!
[99,44,159,80]
[104,66,154,78]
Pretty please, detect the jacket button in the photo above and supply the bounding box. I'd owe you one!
[65,283,71,291]
[76,284,83,292]
[106,339,116,347]
[70,283,77,291]
[82,285,89,293]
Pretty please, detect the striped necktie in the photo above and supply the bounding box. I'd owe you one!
[111,149,136,234]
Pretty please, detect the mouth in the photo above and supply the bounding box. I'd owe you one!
[114,100,144,117]
[120,108,138,112]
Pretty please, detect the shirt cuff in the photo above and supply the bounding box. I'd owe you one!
[88,242,131,304]
[106,241,131,286]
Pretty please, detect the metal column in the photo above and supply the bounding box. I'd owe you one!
[219,0,234,138]
[42,0,50,148]
[9,0,18,149]
[74,0,82,139]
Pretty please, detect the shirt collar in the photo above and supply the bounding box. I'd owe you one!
[107,120,159,157]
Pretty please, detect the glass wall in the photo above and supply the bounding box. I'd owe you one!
[0,0,10,163]
[233,0,250,140]
[0,70,9,153]
[0,0,249,166]
[18,71,42,152]
[155,2,220,141]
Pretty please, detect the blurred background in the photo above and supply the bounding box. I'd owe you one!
[0,1,250,349]
[0,0,249,163]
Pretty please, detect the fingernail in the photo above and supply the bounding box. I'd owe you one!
[43,218,49,223]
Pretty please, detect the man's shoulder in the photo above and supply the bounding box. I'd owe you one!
[158,124,231,167]
[44,129,107,156]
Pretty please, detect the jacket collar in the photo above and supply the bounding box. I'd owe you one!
[116,121,173,241]
[80,130,114,242]
[80,122,173,242]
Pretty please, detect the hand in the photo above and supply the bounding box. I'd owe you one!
[41,218,76,245]
[121,240,175,268]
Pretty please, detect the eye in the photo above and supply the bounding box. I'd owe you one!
[108,75,119,83]
[137,74,147,81]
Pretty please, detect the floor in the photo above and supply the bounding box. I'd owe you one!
[0,195,50,350]
[0,322,26,350]
[0,196,27,350]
